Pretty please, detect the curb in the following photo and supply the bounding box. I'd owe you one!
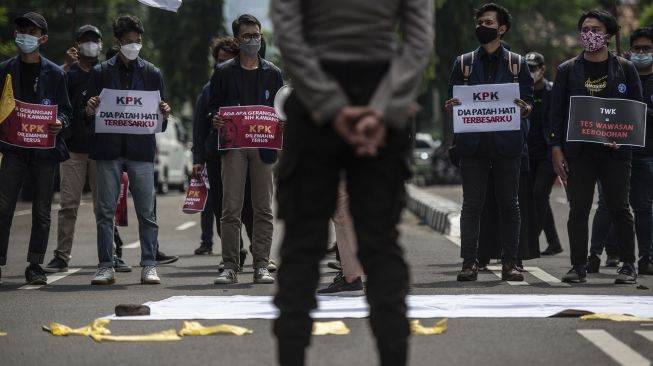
[406,184,461,237]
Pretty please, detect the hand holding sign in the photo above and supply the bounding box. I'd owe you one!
[86,96,100,116]
[159,101,171,120]
[48,119,62,135]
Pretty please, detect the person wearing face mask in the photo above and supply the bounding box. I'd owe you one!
[0,12,72,285]
[444,3,534,282]
[44,25,104,274]
[83,15,172,286]
[208,15,283,285]
[587,27,653,276]
[522,52,563,257]
[549,9,643,284]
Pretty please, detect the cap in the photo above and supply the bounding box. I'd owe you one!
[525,52,545,66]
[76,24,102,40]
[14,12,47,34]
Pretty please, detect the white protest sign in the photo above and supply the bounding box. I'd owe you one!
[453,83,521,133]
[95,89,162,134]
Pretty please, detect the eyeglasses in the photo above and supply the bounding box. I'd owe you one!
[630,46,653,54]
[240,32,261,42]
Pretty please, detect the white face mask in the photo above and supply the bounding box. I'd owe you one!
[15,33,40,54]
[79,41,101,58]
[120,42,142,60]
[530,71,543,82]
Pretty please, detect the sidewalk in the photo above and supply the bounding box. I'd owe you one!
[406,184,462,238]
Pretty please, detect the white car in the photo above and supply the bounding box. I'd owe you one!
[155,116,191,194]
[412,133,441,165]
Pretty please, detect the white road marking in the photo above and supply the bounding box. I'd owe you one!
[486,265,530,286]
[445,235,461,247]
[19,268,82,290]
[523,266,570,287]
[635,330,653,342]
[124,241,141,249]
[175,221,197,231]
[577,329,651,366]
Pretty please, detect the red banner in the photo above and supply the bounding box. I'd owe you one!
[182,176,209,214]
[114,172,129,227]
[0,99,57,149]
[218,105,283,150]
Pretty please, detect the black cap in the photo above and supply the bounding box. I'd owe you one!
[76,24,102,40]
[14,12,47,34]
[525,52,545,66]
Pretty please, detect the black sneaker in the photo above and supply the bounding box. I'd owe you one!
[586,254,601,273]
[541,245,563,255]
[194,245,213,255]
[25,263,47,285]
[562,265,587,283]
[615,263,637,284]
[457,259,478,281]
[317,273,364,296]
[156,251,179,265]
[605,255,620,268]
[113,256,132,273]
[638,256,653,275]
[501,260,524,281]
[327,261,342,271]
[44,257,68,273]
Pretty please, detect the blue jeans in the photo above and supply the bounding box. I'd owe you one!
[96,159,157,268]
[590,155,653,258]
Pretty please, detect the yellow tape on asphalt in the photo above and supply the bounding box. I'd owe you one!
[43,319,111,336]
[580,313,653,322]
[0,331,6,336]
[178,321,253,336]
[91,329,181,342]
[411,319,448,335]
[312,321,350,335]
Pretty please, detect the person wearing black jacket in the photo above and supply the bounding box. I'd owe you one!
[0,12,72,285]
[550,10,642,284]
[84,15,171,286]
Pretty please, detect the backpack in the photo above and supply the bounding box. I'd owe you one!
[460,50,523,85]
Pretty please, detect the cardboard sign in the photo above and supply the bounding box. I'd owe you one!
[114,172,129,227]
[95,89,162,134]
[566,96,647,146]
[218,105,283,150]
[453,83,521,133]
[0,99,56,148]
[182,176,208,214]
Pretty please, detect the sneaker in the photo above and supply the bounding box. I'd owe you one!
[253,267,275,284]
[44,257,68,273]
[562,266,587,283]
[267,259,278,273]
[586,254,601,273]
[156,251,179,265]
[457,259,479,281]
[605,255,620,268]
[317,273,364,296]
[327,261,342,271]
[541,245,563,256]
[194,244,213,255]
[91,267,115,285]
[141,265,161,284]
[638,256,653,275]
[112,256,132,272]
[501,260,524,281]
[214,268,238,284]
[25,263,47,285]
[615,263,637,284]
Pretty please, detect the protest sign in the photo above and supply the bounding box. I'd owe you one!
[453,83,521,133]
[95,89,162,134]
[218,105,283,150]
[566,96,647,146]
[114,172,129,227]
[182,176,208,214]
[0,99,56,149]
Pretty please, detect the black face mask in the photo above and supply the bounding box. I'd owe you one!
[476,25,498,45]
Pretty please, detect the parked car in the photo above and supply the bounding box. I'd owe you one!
[155,116,191,194]
[412,132,440,166]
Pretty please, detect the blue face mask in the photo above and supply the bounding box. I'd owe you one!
[631,53,653,70]
[15,33,40,54]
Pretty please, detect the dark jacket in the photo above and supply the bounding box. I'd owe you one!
[65,62,94,153]
[549,52,643,160]
[207,55,284,164]
[191,81,211,164]
[0,55,72,162]
[636,73,653,157]
[448,46,534,158]
[85,55,167,162]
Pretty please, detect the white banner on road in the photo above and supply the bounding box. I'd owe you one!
[95,89,162,134]
[137,0,182,12]
[453,83,521,133]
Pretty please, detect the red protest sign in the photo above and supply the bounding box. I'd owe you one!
[0,100,57,149]
[182,177,208,214]
[114,172,129,227]
[218,105,283,150]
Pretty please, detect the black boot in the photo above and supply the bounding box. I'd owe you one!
[457,259,478,281]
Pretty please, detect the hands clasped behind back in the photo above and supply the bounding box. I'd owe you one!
[332,106,386,157]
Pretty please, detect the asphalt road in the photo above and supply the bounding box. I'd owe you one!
[1,188,652,366]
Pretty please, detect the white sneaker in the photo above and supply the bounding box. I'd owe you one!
[91,267,115,285]
[141,265,161,284]
[253,267,275,284]
[214,268,238,284]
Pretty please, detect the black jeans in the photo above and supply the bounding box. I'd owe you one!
[460,155,521,261]
[567,147,635,266]
[205,160,253,249]
[0,152,57,265]
[274,62,410,366]
[530,158,561,248]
